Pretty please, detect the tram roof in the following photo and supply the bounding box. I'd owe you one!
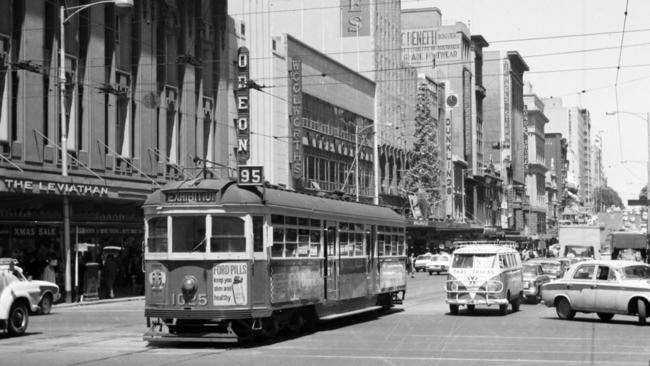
[144,179,406,224]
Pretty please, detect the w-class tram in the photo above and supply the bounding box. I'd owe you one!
[142,179,407,342]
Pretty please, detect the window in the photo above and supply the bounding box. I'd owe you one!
[271,215,322,258]
[211,216,245,252]
[596,266,613,281]
[147,217,168,253]
[498,254,506,269]
[171,216,206,253]
[253,216,263,252]
[573,265,595,280]
[452,254,496,269]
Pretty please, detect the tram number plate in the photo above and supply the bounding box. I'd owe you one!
[238,166,264,185]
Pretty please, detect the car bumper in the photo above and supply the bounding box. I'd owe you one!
[523,286,538,297]
[446,298,509,306]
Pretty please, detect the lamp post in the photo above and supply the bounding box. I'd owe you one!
[606,110,650,239]
[60,0,133,302]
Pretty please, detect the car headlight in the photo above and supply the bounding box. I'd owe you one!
[447,281,459,291]
[486,281,502,292]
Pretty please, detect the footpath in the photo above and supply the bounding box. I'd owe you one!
[54,296,144,309]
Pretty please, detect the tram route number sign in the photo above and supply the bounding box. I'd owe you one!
[238,166,264,186]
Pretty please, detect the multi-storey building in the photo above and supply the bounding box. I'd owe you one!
[0,0,230,300]
[484,51,529,234]
[523,91,548,236]
[263,0,417,204]
[542,98,592,210]
[545,132,569,228]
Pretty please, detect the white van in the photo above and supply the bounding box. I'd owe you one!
[445,242,523,315]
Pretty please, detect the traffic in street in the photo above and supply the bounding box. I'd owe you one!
[1,273,649,366]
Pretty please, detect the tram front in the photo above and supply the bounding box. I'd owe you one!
[143,180,269,342]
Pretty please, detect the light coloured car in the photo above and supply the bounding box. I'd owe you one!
[526,258,569,280]
[414,253,433,272]
[0,258,60,316]
[426,253,451,275]
[541,260,650,324]
[522,263,551,303]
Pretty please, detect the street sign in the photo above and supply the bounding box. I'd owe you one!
[238,166,264,186]
[628,199,650,206]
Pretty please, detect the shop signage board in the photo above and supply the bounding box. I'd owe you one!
[236,47,250,164]
[402,27,462,67]
[340,0,370,37]
[2,178,109,196]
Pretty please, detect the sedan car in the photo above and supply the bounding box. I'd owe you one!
[0,258,60,315]
[522,263,551,303]
[426,253,451,275]
[414,253,433,272]
[541,260,650,324]
[526,258,569,280]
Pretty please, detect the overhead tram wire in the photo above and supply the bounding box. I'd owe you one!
[614,0,630,162]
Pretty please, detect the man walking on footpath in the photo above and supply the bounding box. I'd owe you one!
[407,253,415,278]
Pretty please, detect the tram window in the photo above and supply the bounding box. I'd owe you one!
[310,230,321,256]
[147,217,168,253]
[253,216,264,252]
[272,227,284,257]
[286,216,297,225]
[285,228,297,257]
[171,216,206,253]
[339,232,349,256]
[310,219,320,228]
[355,233,364,256]
[210,216,245,252]
[271,215,284,225]
[377,234,385,256]
[298,217,309,226]
[298,228,310,257]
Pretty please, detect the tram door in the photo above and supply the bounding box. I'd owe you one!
[367,225,378,294]
[324,221,338,300]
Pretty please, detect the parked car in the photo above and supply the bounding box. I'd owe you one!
[522,263,552,303]
[541,260,650,324]
[414,253,433,272]
[526,258,569,280]
[426,253,451,275]
[0,258,60,316]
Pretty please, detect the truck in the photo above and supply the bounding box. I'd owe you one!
[558,225,602,260]
[609,231,648,262]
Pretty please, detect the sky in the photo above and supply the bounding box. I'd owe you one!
[403,0,650,204]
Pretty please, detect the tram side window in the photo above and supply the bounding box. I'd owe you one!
[253,216,263,252]
[171,216,206,253]
[210,216,245,252]
[272,227,285,257]
[147,217,168,253]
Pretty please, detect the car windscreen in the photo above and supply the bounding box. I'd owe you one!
[540,262,561,273]
[452,254,496,269]
[523,265,538,275]
[564,245,594,258]
[417,255,430,260]
[431,255,442,262]
[620,265,650,280]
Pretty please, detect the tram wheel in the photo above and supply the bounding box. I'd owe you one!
[260,316,279,339]
[285,311,305,335]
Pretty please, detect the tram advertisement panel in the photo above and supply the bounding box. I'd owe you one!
[213,262,248,306]
[270,261,322,304]
[379,260,406,291]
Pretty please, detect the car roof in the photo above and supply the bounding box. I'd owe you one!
[570,259,647,268]
[453,245,518,254]
[526,258,561,264]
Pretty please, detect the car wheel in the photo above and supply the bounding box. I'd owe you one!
[428,271,433,276]
[467,304,475,312]
[449,304,459,315]
[437,272,440,275]
[556,298,575,320]
[511,297,521,312]
[597,312,614,322]
[637,299,647,325]
[8,302,29,336]
[39,294,53,315]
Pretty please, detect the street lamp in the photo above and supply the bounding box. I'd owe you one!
[60,0,133,303]
[605,110,650,238]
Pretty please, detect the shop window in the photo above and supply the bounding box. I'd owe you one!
[210,216,245,252]
[171,216,205,253]
[147,217,168,253]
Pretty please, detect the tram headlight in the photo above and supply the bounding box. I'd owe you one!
[181,275,198,303]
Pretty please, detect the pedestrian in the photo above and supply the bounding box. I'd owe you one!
[407,253,415,278]
[103,254,118,298]
[41,256,58,284]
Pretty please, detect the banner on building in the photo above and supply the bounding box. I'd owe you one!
[523,104,529,172]
[341,0,370,37]
[401,27,462,67]
[290,57,303,180]
[502,60,511,152]
[463,69,472,167]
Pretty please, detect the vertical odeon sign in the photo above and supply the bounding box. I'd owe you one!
[236,47,250,164]
[290,57,303,179]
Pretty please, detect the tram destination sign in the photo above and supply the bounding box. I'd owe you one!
[165,191,218,203]
[238,166,264,186]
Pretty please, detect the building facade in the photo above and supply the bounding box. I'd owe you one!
[483,51,529,234]
[544,132,568,233]
[523,92,548,236]
[0,0,230,300]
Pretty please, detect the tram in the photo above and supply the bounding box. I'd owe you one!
[142,178,407,342]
